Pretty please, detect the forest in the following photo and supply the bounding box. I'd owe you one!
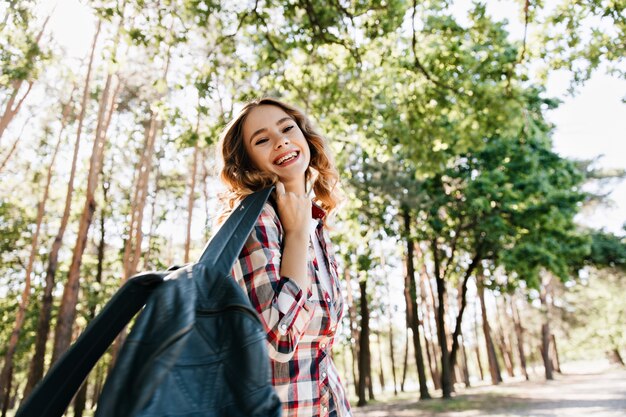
[1,0,625,416]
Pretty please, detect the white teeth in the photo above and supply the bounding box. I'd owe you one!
[275,152,298,165]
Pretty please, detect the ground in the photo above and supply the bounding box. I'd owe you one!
[352,362,626,417]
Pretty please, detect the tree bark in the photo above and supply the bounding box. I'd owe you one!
[51,22,116,364]
[400,327,409,392]
[448,248,482,374]
[0,366,11,417]
[431,238,453,398]
[539,274,554,380]
[473,299,485,381]
[460,334,471,387]
[477,271,502,384]
[418,264,441,390]
[122,112,158,280]
[357,279,371,406]
[184,128,200,263]
[510,294,529,380]
[24,27,99,396]
[495,299,515,377]
[402,209,431,400]
[550,334,561,373]
[0,122,25,173]
[386,313,398,395]
[73,381,87,417]
[343,267,359,397]
[375,331,386,391]
[0,89,69,410]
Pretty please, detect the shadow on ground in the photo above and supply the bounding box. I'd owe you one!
[352,365,626,417]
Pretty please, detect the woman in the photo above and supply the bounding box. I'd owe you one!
[217,98,352,417]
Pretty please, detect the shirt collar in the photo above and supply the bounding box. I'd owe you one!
[312,201,326,220]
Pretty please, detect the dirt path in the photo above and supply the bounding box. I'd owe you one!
[352,363,626,417]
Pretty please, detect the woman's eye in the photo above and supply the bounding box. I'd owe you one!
[282,125,294,133]
[255,138,269,145]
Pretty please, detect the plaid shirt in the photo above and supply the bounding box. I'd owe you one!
[232,202,352,417]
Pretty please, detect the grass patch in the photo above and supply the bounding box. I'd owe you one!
[411,392,520,413]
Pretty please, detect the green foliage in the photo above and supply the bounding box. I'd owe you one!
[564,268,626,359]
[532,0,626,86]
[417,134,589,288]
[586,231,626,269]
[0,0,51,89]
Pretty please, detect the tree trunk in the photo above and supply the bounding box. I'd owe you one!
[418,267,441,390]
[431,238,452,398]
[381,253,397,395]
[376,331,386,391]
[184,132,200,263]
[142,165,161,269]
[460,334,471,387]
[510,294,529,380]
[74,182,108,416]
[550,334,561,373]
[448,249,482,374]
[23,35,97,397]
[0,91,68,410]
[402,209,431,400]
[609,348,625,366]
[400,327,409,392]
[122,38,172,281]
[539,275,554,380]
[0,367,11,417]
[122,113,158,280]
[201,151,212,242]
[477,271,502,384]
[0,121,25,173]
[473,299,485,381]
[51,23,116,364]
[343,267,359,397]
[73,381,87,417]
[387,314,398,395]
[357,279,370,406]
[495,299,515,377]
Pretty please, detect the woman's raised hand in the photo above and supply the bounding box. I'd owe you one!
[275,181,311,240]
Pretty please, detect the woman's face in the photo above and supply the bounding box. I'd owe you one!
[242,105,311,194]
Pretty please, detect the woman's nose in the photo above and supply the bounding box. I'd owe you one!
[275,136,290,148]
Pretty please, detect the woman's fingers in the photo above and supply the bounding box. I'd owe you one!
[274,182,311,238]
[276,181,286,197]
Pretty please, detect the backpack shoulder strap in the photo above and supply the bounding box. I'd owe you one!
[15,272,167,417]
[197,186,274,274]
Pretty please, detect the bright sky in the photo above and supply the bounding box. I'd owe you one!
[47,0,626,235]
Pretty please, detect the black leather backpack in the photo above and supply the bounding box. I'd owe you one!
[17,187,282,417]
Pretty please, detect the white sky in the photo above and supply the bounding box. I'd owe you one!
[47,0,626,235]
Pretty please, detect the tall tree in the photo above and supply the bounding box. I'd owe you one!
[51,15,120,363]
[402,207,431,400]
[0,117,63,411]
[24,76,91,394]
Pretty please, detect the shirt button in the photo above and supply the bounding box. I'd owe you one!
[322,372,327,378]
[325,296,331,303]
[281,324,287,330]
[320,343,326,349]
[323,406,328,412]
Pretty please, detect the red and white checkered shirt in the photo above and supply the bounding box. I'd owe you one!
[232,202,352,417]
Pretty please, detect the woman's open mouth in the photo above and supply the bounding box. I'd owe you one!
[273,150,300,166]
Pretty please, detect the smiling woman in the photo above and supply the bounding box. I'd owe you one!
[216,98,351,417]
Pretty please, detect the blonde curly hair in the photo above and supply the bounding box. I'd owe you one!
[217,97,340,218]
